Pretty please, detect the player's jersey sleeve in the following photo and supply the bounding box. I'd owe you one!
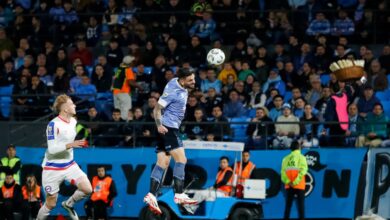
[158,85,175,108]
[46,121,67,154]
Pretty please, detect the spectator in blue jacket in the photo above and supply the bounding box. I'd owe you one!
[70,64,86,92]
[189,10,217,44]
[262,68,286,96]
[49,0,64,24]
[306,12,331,36]
[60,1,78,25]
[269,95,284,121]
[332,10,355,36]
[223,90,246,118]
[201,68,222,94]
[0,3,14,27]
[356,85,380,118]
[74,75,97,102]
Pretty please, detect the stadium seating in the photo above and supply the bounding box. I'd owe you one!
[0,85,14,118]
[320,74,331,85]
[376,90,390,101]
[230,117,250,142]
[246,108,256,118]
[382,101,390,117]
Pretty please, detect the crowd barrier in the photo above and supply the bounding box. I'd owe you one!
[15,146,390,219]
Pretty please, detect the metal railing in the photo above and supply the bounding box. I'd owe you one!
[1,120,388,150]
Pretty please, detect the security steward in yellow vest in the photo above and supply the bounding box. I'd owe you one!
[21,175,44,220]
[0,145,21,187]
[0,169,23,220]
[85,166,117,220]
[213,156,233,196]
[281,140,308,220]
[234,150,256,185]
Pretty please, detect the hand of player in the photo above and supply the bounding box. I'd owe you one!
[157,125,168,135]
[72,140,88,148]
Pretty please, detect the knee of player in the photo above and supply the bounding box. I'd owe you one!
[45,201,57,210]
[84,184,93,195]
[164,160,171,168]
[179,157,187,164]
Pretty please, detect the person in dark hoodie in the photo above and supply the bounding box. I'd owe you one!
[0,169,23,220]
[106,38,123,68]
[246,107,274,149]
[94,109,125,146]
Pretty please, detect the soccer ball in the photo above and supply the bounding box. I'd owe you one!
[207,48,225,65]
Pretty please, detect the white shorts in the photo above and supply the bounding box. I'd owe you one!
[42,162,87,195]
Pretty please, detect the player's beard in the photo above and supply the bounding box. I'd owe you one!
[185,83,196,90]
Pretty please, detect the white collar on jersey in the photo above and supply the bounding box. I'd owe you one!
[175,78,186,91]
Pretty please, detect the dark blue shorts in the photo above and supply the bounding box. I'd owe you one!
[155,126,183,154]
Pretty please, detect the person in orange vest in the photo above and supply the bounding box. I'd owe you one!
[187,156,234,214]
[84,166,117,220]
[21,175,44,220]
[234,150,256,186]
[281,140,308,220]
[112,55,143,120]
[0,169,23,220]
[212,156,233,196]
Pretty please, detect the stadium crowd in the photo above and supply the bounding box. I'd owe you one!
[0,0,389,148]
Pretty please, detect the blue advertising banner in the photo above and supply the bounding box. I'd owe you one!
[363,148,390,219]
[16,147,366,219]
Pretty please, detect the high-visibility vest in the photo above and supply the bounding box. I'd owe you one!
[282,151,307,190]
[0,157,21,187]
[285,169,306,190]
[216,167,233,196]
[1,184,15,199]
[76,123,90,140]
[91,176,112,203]
[22,185,41,200]
[235,161,255,185]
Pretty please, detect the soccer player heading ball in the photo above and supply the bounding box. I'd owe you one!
[144,68,198,215]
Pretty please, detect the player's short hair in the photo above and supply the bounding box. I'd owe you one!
[113,108,121,113]
[177,68,194,79]
[53,94,71,114]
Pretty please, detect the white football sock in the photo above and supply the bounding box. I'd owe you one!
[66,190,88,207]
[37,204,51,220]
